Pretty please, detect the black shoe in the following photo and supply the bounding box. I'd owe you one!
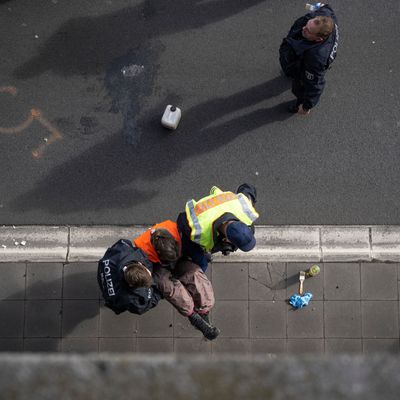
[288,102,299,113]
[189,313,220,341]
[199,313,210,324]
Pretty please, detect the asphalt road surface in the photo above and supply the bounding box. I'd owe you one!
[0,0,399,225]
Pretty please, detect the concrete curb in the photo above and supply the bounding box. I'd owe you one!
[0,225,400,263]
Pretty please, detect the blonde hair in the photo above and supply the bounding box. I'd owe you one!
[314,16,334,39]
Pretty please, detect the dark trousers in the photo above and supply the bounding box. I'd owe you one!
[292,79,305,106]
[177,212,209,272]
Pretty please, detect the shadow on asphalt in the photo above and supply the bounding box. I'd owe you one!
[13,0,266,79]
[10,0,293,216]
[11,76,292,214]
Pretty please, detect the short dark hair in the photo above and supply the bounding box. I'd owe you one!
[150,228,180,263]
[123,262,152,289]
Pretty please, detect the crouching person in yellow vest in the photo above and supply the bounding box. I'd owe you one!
[177,183,259,272]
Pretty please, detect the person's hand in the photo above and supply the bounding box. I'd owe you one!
[297,104,311,115]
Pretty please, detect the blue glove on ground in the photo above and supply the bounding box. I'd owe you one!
[289,292,313,309]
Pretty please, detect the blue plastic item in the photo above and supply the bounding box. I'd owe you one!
[289,292,313,309]
[305,3,323,12]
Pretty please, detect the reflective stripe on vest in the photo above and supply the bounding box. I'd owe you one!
[237,193,259,222]
[186,200,202,245]
[185,191,259,250]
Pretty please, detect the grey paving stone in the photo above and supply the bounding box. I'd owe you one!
[26,263,63,299]
[361,263,398,300]
[0,263,26,299]
[212,263,248,300]
[213,300,248,338]
[362,301,399,338]
[99,305,137,338]
[286,339,324,354]
[63,263,100,299]
[136,300,173,338]
[0,300,24,337]
[174,338,211,354]
[250,339,286,354]
[249,301,286,338]
[324,301,361,338]
[287,263,323,300]
[24,338,60,352]
[211,338,250,354]
[99,338,136,353]
[363,339,399,353]
[325,339,362,353]
[62,338,99,353]
[25,300,62,338]
[136,338,173,352]
[0,339,23,352]
[324,263,360,300]
[287,301,323,338]
[62,300,99,338]
[173,310,202,338]
[249,263,287,301]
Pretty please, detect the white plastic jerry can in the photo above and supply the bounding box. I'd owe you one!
[161,105,181,130]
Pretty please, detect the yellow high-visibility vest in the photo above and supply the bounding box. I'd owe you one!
[185,186,259,251]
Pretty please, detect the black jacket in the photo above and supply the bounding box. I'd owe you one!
[97,239,162,315]
[279,4,339,109]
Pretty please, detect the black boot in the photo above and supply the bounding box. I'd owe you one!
[189,313,220,340]
[199,313,210,324]
[287,101,299,113]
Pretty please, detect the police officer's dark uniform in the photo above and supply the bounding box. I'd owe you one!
[279,4,339,112]
[98,239,162,315]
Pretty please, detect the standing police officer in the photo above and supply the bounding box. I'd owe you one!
[279,3,339,115]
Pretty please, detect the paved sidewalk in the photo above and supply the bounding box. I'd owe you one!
[1,261,399,354]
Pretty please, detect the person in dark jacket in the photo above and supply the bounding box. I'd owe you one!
[279,3,339,114]
[98,239,162,315]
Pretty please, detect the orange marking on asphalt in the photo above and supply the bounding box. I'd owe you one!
[31,131,63,159]
[31,110,63,159]
[34,111,62,139]
[0,87,33,133]
[0,89,63,158]
[0,86,18,96]
[0,114,34,134]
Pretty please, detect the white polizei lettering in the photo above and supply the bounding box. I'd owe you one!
[107,284,115,296]
[330,24,339,60]
[102,262,115,296]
